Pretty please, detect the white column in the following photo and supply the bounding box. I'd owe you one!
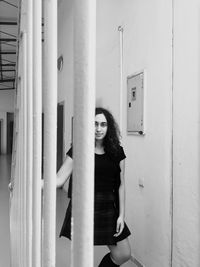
[22,32,28,267]
[32,0,42,266]
[26,0,33,265]
[72,1,96,267]
[43,0,57,266]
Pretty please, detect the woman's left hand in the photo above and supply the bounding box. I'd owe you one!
[114,216,124,237]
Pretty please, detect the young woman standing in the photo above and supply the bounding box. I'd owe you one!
[58,107,131,266]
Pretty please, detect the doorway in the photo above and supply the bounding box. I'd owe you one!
[42,102,64,173]
[7,113,14,154]
[0,120,1,155]
[57,102,64,171]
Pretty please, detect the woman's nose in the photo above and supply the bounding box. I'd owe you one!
[96,124,101,131]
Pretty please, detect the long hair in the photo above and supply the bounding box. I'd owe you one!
[95,107,121,158]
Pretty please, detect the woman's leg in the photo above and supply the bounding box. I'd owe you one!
[108,238,131,265]
[98,238,131,266]
[98,253,119,267]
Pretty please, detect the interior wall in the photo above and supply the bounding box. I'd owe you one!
[0,91,15,112]
[173,0,200,266]
[56,1,73,266]
[0,156,11,267]
[56,0,200,266]
[57,0,74,151]
[96,1,172,266]
[57,1,173,267]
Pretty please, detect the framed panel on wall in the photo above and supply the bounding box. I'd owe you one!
[127,70,145,135]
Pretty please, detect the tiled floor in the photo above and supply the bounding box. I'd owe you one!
[0,155,11,267]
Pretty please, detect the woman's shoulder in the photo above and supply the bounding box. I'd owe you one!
[118,145,126,161]
[67,145,126,161]
[107,145,126,163]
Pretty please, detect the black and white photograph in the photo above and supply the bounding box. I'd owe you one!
[0,0,199,267]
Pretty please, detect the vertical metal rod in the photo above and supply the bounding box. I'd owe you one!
[118,26,124,132]
[43,0,57,266]
[72,1,96,267]
[32,0,42,266]
[26,0,33,265]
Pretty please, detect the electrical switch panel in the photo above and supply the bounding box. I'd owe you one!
[127,71,144,134]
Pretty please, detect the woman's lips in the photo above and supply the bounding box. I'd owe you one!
[96,133,103,137]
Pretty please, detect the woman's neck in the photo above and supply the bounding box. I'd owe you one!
[95,140,104,153]
[95,139,103,147]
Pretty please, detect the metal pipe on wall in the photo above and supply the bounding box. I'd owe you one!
[72,1,96,267]
[42,0,57,266]
[118,26,124,132]
[32,0,42,266]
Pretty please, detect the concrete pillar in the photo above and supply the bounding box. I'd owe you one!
[43,0,57,266]
[32,0,42,266]
[26,0,33,265]
[72,1,96,267]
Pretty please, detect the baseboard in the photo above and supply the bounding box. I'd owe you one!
[130,255,145,267]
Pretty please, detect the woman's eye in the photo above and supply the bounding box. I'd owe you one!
[95,122,107,127]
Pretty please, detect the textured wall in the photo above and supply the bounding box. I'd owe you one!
[96,0,172,266]
[173,0,200,266]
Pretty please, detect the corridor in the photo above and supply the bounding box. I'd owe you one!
[0,155,11,267]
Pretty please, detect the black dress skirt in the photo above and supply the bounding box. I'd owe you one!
[59,147,131,245]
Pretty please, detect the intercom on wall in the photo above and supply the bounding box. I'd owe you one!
[127,70,145,135]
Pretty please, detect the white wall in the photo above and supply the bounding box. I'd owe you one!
[57,0,74,150]
[56,1,73,266]
[96,1,172,266]
[0,91,15,112]
[0,91,15,154]
[173,0,200,266]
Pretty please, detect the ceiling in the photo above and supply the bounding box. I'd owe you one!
[0,0,19,91]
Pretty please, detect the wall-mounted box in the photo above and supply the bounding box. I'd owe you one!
[127,71,145,135]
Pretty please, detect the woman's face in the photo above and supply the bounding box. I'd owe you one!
[95,113,108,141]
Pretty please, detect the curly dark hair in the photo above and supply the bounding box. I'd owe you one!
[95,107,121,158]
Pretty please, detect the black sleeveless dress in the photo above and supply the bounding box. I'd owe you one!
[59,146,131,245]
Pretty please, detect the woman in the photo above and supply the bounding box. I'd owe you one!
[57,107,131,267]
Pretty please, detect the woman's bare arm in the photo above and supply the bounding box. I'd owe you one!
[56,155,73,188]
[114,159,125,237]
[118,159,125,219]
[41,155,73,190]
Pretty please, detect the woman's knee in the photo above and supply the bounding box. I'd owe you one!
[111,251,131,265]
[109,240,131,265]
[114,248,131,264]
